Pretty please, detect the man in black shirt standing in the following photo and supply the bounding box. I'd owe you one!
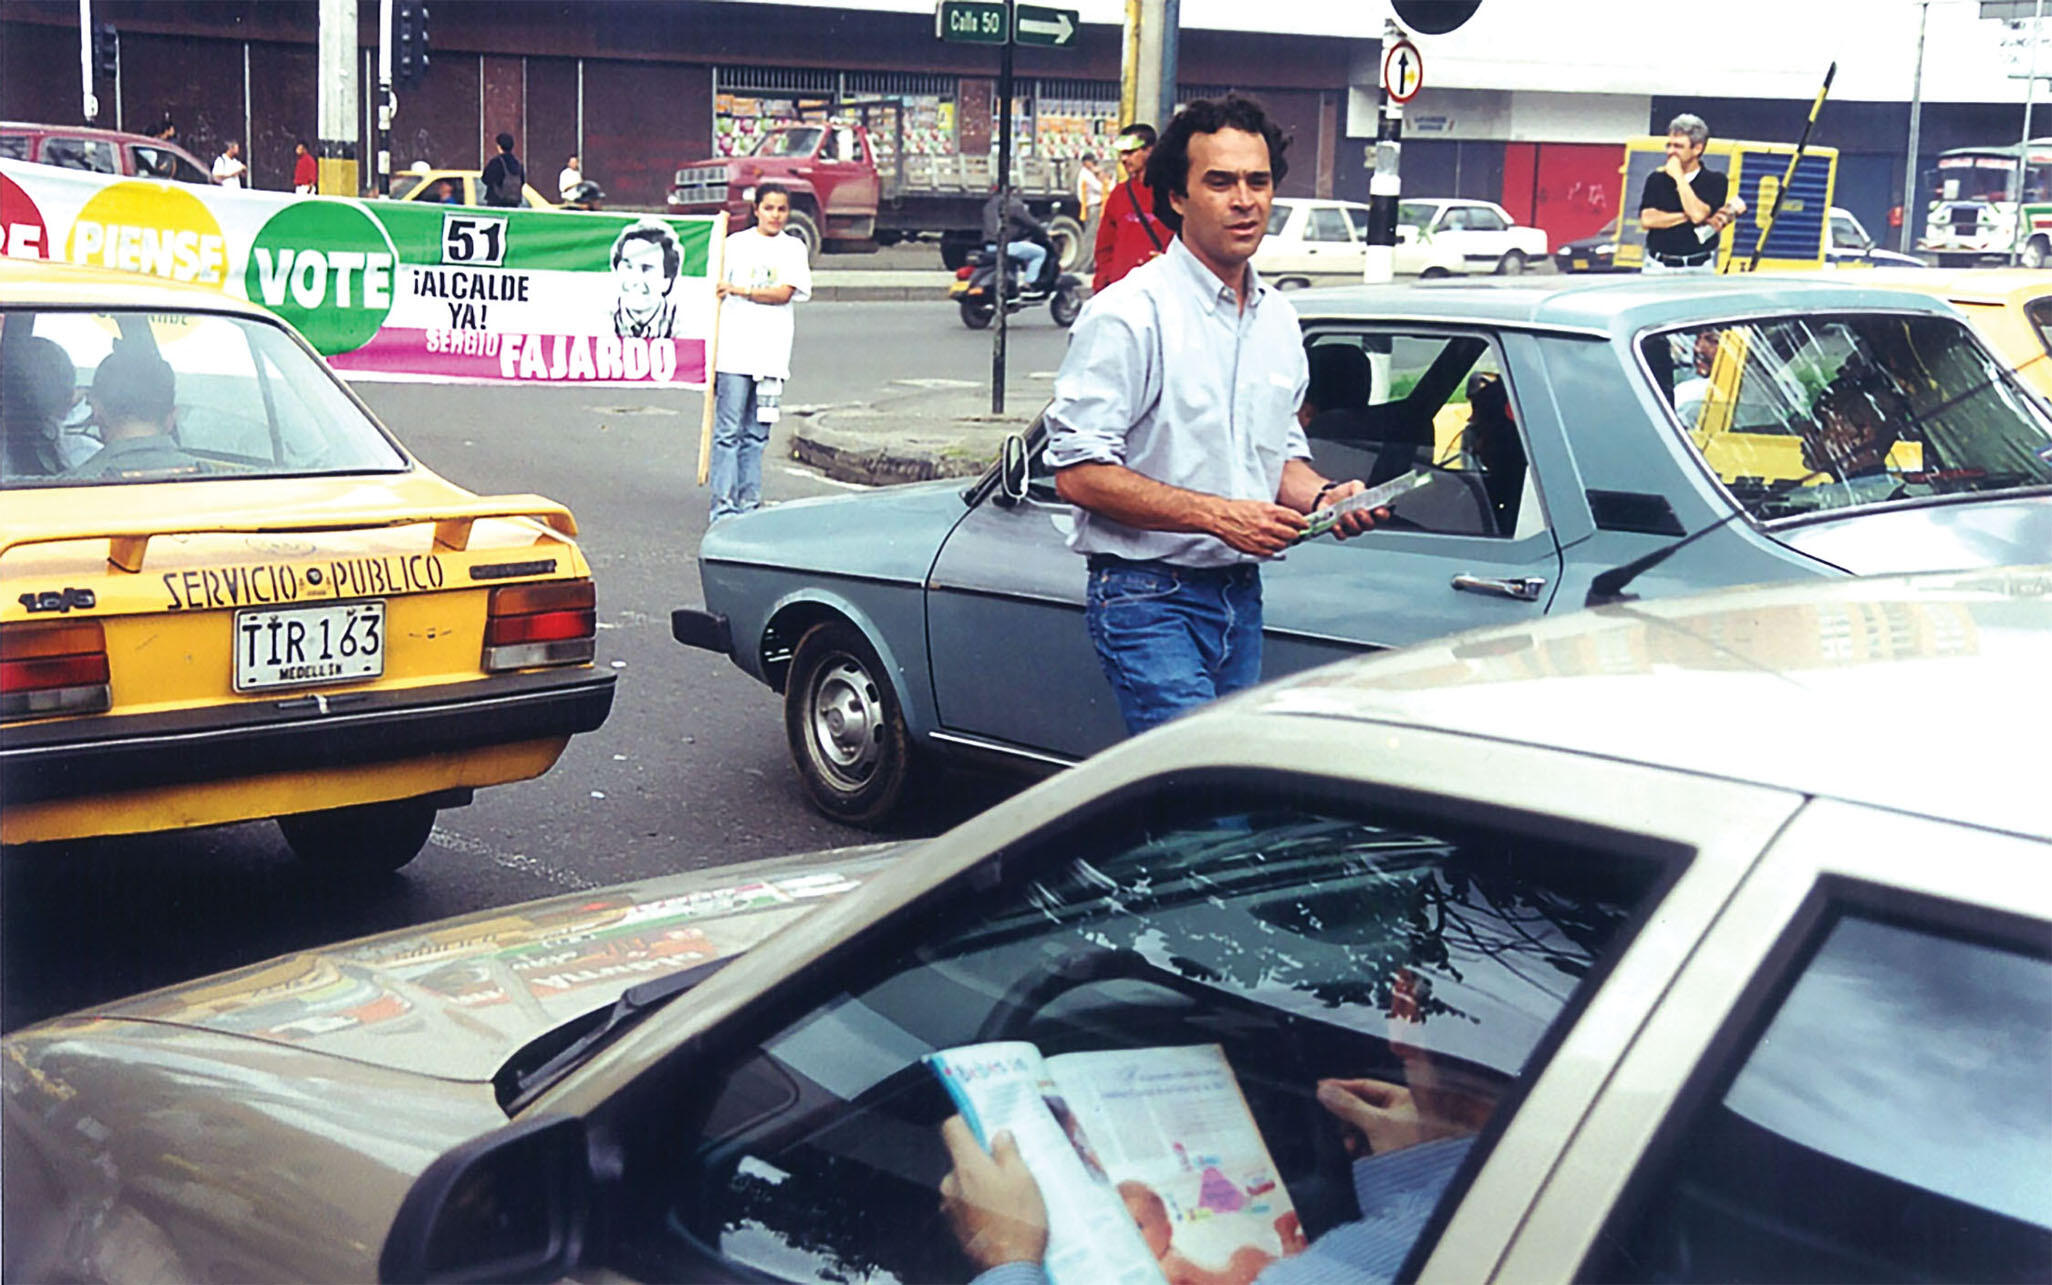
[1638,114,1743,273]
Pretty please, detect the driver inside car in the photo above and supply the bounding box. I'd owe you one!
[939,970,1505,1285]
[66,341,202,480]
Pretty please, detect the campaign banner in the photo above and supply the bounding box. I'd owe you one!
[0,159,720,388]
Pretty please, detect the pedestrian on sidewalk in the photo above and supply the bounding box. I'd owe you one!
[1047,96,1386,735]
[211,140,246,188]
[709,184,812,523]
[481,132,526,207]
[1092,123,1171,293]
[293,140,317,194]
[1076,152,1107,270]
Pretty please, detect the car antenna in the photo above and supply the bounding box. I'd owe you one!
[1587,464,1841,606]
[1583,509,1748,607]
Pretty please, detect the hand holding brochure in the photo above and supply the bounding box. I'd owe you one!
[928,1041,1304,1285]
[1295,469,1434,544]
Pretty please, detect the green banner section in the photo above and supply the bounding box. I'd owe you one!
[365,204,715,275]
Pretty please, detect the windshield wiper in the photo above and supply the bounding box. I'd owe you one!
[499,955,735,1114]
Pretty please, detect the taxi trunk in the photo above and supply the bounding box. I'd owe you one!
[2,474,609,847]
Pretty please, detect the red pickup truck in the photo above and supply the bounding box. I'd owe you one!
[668,121,1083,270]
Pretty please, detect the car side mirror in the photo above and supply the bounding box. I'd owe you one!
[995,433,1030,506]
[379,1115,589,1284]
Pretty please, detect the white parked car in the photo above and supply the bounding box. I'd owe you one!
[1254,198,1373,289]
[1396,198,1549,276]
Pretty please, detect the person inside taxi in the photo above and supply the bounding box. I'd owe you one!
[68,342,200,479]
[940,970,1504,1285]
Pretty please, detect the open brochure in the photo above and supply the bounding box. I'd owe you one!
[927,1041,1303,1285]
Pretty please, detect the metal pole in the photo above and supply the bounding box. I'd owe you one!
[1119,0,1141,126]
[317,0,359,196]
[78,0,97,123]
[994,19,1013,416]
[1362,18,1404,285]
[377,0,394,196]
[1157,0,1179,129]
[1901,0,1929,255]
[2016,0,2046,264]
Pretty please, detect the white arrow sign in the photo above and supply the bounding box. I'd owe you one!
[1016,9,1076,43]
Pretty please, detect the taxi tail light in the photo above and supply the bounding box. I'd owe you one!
[484,580,597,670]
[1,621,112,719]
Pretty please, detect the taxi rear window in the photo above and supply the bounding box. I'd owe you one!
[1640,313,2052,522]
[1,309,408,487]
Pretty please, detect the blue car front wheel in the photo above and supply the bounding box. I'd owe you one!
[784,621,915,827]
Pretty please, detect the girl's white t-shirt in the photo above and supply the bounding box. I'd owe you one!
[716,228,813,379]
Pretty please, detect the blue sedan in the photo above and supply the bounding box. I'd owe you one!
[676,275,2052,825]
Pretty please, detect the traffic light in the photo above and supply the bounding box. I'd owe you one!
[394,1,430,87]
[91,23,117,83]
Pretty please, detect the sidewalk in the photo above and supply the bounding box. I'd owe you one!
[809,266,958,301]
[790,382,1036,486]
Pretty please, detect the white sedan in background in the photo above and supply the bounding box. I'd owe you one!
[1396,198,1549,276]
[1256,197,1549,286]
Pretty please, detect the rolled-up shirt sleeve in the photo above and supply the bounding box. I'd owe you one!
[1044,302,1151,471]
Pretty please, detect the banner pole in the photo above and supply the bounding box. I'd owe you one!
[697,210,729,487]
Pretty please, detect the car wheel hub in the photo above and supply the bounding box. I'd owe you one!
[810,657,880,781]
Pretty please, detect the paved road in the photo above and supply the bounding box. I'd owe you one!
[1,302,1075,1031]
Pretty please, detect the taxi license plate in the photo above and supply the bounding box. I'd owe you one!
[1571,258,1589,271]
[234,601,385,692]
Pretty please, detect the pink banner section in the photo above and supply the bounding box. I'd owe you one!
[327,328,707,387]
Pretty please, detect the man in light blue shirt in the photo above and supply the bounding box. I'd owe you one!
[1044,95,1384,735]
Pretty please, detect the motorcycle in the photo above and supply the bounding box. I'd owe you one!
[950,236,1085,330]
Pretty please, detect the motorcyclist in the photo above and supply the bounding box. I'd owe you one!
[981,188,1051,296]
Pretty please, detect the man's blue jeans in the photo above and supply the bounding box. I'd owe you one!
[709,371,768,522]
[1005,240,1047,289]
[1085,556,1263,735]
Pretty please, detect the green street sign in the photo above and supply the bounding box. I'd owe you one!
[1013,3,1079,46]
[936,0,1007,43]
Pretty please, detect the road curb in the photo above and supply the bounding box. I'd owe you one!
[791,391,1032,486]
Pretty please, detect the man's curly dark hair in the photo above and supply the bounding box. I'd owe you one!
[1142,94,1290,233]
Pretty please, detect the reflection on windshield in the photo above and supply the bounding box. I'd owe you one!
[1641,313,2052,521]
[1,309,409,488]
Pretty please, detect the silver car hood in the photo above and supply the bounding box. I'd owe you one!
[34,843,910,1083]
[1771,492,2052,575]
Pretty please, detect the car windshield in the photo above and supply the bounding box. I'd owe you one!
[1640,313,2052,522]
[753,128,823,158]
[1,308,409,488]
[1267,202,1293,236]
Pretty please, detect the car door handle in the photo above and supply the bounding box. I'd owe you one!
[1452,574,1546,602]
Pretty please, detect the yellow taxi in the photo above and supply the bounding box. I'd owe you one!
[1853,267,2052,402]
[393,169,560,209]
[0,258,614,871]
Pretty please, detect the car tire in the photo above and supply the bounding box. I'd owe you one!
[1046,214,1087,272]
[1497,249,1527,275]
[960,296,995,329]
[785,209,822,265]
[277,798,437,874]
[785,622,916,827]
[1420,266,1452,279]
[1275,276,1312,291]
[1050,281,1083,327]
